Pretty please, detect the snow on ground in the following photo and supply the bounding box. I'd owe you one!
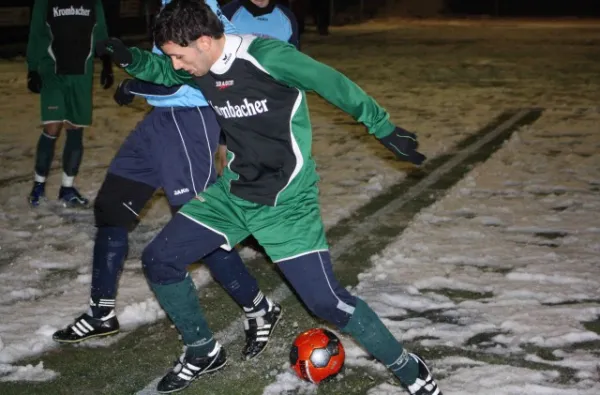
[356,109,600,394]
[260,107,600,393]
[1,19,599,393]
[0,27,491,379]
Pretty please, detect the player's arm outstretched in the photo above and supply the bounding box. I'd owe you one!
[96,39,193,87]
[112,78,184,106]
[250,39,426,165]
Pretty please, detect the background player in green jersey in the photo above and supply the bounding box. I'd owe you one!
[97,0,442,393]
[26,0,114,207]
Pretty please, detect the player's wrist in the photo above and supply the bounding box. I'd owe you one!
[373,121,396,140]
[123,48,142,71]
[96,38,134,68]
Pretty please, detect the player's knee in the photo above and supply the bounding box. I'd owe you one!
[94,189,137,229]
[142,241,164,284]
[302,292,357,328]
[141,238,186,285]
[44,122,62,136]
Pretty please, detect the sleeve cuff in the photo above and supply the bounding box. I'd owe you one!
[373,121,396,139]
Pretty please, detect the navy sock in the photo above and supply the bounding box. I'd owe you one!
[90,226,128,317]
[203,248,268,313]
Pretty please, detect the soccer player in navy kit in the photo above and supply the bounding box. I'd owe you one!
[52,0,281,370]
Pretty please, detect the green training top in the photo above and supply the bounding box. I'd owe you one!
[27,0,109,75]
[125,34,395,206]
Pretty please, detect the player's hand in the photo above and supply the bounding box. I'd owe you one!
[113,79,135,106]
[101,63,114,89]
[378,127,426,165]
[216,144,228,176]
[96,38,133,68]
[27,70,42,94]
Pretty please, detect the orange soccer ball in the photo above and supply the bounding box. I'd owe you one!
[289,328,345,384]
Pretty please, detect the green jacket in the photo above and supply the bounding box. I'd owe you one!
[27,0,109,75]
[125,35,395,206]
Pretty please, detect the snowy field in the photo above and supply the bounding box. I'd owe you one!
[349,107,600,395]
[1,19,600,394]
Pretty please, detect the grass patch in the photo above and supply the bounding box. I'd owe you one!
[583,318,600,335]
[466,331,507,347]
[421,288,494,302]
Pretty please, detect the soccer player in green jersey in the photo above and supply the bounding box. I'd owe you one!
[26,0,114,207]
[97,0,442,393]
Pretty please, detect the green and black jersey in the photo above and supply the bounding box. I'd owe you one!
[27,0,108,75]
[126,34,395,206]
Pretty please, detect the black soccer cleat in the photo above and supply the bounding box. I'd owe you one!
[157,343,227,394]
[58,186,90,208]
[52,311,120,343]
[241,301,282,360]
[405,353,443,395]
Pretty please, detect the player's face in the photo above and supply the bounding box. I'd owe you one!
[250,0,270,8]
[161,40,212,77]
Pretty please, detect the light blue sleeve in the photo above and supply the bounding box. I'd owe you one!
[152,45,163,55]
[204,0,238,34]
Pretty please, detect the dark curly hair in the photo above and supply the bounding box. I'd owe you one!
[153,0,225,47]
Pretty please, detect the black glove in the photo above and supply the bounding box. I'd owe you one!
[113,79,135,106]
[100,56,114,89]
[27,70,42,94]
[96,38,133,68]
[378,127,426,165]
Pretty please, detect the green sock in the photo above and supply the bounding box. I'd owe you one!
[62,128,83,177]
[341,298,418,385]
[150,275,216,357]
[34,130,57,179]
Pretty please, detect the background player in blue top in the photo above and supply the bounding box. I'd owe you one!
[52,0,281,364]
[223,0,299,48]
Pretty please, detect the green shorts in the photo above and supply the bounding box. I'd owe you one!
[179,178,329,262]
[40,72,93,127]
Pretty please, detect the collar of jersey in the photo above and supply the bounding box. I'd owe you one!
[211,34,243,75]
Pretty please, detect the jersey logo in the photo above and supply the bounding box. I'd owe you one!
[53,6,91,17]
[209,99,270,119]
[221,52,233,65]
[216,80,235,90]
[173,188,190,196]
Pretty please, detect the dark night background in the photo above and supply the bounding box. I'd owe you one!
[0,0,598,48]
[447,0,599,16]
